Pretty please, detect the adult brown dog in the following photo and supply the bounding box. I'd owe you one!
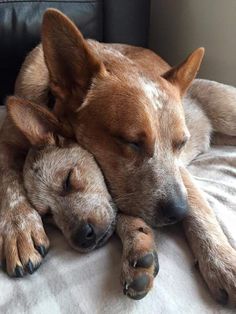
[1,9,236,304]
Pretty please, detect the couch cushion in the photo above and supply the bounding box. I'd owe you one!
[0,0,103,103]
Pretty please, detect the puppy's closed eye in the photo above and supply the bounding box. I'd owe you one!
[62,167,84,195]
[63,170,72,193]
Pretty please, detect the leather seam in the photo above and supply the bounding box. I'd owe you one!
[0,1,101,3]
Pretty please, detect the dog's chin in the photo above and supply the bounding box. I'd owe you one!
[156,221,179,227]
[68,219,116,253]
[154,217,185,227]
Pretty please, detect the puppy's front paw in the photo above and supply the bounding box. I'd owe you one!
[0,205,49,277]
[198,246,236,306]
[121,227,158,300]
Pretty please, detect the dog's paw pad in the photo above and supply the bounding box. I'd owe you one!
[121,250,159,300]
[132,253,154,268]
[128,292,148,300]
[123,274,151,300]
[129,274,150,292]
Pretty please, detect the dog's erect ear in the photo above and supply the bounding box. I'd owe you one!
[42,9,104,105]
[163,48,205,95]
[7,96,68,146]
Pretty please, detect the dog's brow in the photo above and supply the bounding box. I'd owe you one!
[139,77,165,111]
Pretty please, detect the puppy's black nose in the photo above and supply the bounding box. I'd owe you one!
[72,223,96,249]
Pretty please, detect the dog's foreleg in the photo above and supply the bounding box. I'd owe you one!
[116,213,159,300]
[181,167,236,306]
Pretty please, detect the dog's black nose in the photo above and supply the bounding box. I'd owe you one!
[161,189,188,224]
[163,200,188,224]
[72,223,96,249]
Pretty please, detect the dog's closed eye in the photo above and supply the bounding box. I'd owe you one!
[115,135,142,152]
[173,136,188,151]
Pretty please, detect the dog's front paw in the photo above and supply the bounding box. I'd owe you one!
[0,205,49,277]
[121,228,159,300]
[198,246,236,306]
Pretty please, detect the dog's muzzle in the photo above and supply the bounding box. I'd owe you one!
[159,185,189,225]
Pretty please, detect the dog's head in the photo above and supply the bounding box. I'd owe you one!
[8,97,116,252]
[41,9,204,227]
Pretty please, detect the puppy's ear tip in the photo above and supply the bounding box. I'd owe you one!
[6,96,23,111]
[6,95,19,104]
[43,8,71,27]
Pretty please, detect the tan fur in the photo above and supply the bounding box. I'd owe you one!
[6,97,116,253]
[0,104,157,299]
[1,8,236,304]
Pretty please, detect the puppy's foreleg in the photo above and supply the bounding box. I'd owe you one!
[0,120,49,277]
[116,213,159,300]
[181,167,236,306]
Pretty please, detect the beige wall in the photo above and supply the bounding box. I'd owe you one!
[149,0,236,86]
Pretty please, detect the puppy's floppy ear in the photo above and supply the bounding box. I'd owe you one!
[42,9,105,105]
[7,96,69,146]
[162,48,205,96]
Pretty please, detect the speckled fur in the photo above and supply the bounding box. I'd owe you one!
[1,9,236,304]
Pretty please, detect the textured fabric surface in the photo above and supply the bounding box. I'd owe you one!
[0,107,235,314]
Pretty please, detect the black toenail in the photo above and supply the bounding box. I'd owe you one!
[14,265,24,278]
[194,260,199,269]
[133,253,154,268]
[127,291,148,300]
[26,260,35,275]
[218,289,228,305]
[36,245,47,257]
[130,274,150,292]
[153,251,159,277]
[1,260,6,272]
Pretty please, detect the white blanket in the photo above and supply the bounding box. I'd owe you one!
[0,106,235,314]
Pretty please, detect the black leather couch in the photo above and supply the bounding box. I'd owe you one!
[0,0,150,104]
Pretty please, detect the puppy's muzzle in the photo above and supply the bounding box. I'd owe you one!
[71,222,113,250]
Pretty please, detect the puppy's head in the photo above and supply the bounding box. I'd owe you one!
[41,9,204,227]
[7,97,116,252]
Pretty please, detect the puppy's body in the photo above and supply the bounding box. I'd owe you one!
[1,9,236,304]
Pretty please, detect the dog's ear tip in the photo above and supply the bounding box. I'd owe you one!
[199,47,205,53]
[191,47,205,60]
[197,47,205,53]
